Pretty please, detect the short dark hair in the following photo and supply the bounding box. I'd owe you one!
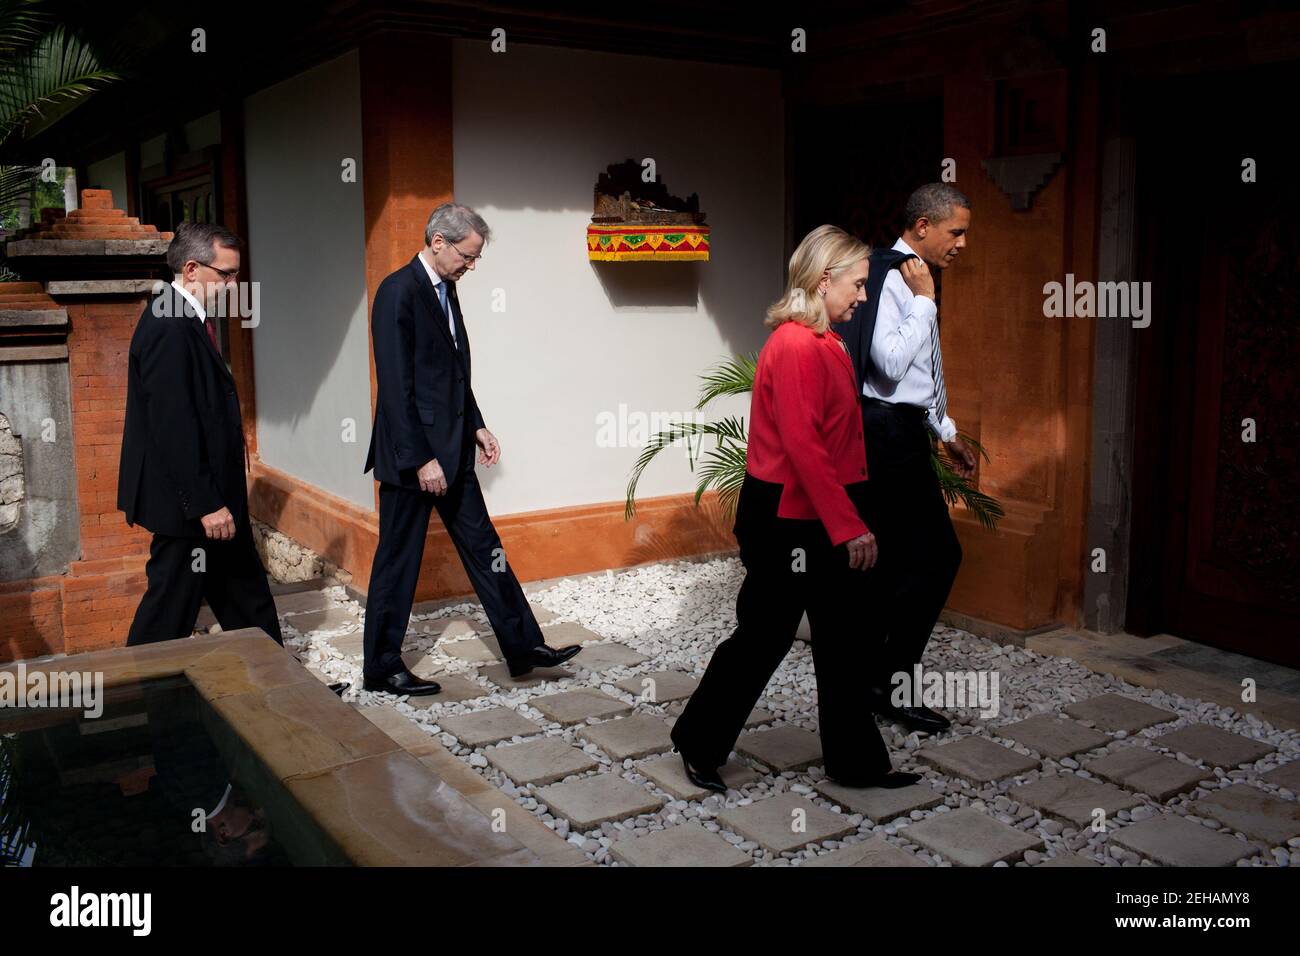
[166,221,242,274]
[904,183,971,230]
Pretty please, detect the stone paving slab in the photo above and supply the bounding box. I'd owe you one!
[412,616,482,642]
[636,755,760,801]
[567,641,649,672]
[294,608,360,634]
[530,689,633,726]
[441,636,504,663]
[1038,852,1102,867]
[1111,816,1259,866]
[1085,746,1206,802]
[1152,724,1275,768]
[615,670,699,704]
[916,735,1041,783]
[1009,774,1142,827]
[276,589,335,615]
[529,603,558,624]
[397,674,489,706]
[536,774,665,830]
[1192,783,1300,843]
[1262,760,1300,792]
[576,714,673,761]
[1063,693,1176,733]
[996,715,1110,760]
[537,620,603,645]
[717,793,855,854]
[666,702,771,729]
[736,725,823,772]
[814,780,943,821]
[611,821,752,867]
[479,662,574,688]
[439,707,546,748]
[326,632,365,657]
[905,808,1043,866]
[801,835,927,867]
[485,736,599,785]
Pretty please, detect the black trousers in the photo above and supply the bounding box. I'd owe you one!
[363,469,545,680]
[127,514,283,646]
[857,400,962,692]
[670,474,890,780]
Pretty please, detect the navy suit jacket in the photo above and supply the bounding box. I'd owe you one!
[365,254,486,487]
[118,284,248,536]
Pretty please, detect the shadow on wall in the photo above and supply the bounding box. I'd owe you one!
[622,492,735,569]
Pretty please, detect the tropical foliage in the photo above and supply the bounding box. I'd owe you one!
[625,352,1004,530]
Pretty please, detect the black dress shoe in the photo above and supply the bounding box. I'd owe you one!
[888,705,951,733]
[830,770,923,789]
[362,669,442,696]
[328,681,350,697]
[672,747,727,793]
[507,643,581,678]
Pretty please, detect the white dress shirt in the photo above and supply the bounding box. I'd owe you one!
[862,238,958,441]
[171,279,207,326]
[417,251,457,345]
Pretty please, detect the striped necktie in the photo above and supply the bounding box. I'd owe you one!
[930,319,948,427]
[436,282,456,346]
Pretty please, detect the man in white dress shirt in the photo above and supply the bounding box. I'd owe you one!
[853,183,976,733]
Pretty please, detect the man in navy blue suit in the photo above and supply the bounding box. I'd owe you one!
[362,203,580,695]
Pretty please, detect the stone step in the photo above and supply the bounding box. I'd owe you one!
[64,213,135,224]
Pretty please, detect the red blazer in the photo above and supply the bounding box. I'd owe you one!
[746,320,869,546]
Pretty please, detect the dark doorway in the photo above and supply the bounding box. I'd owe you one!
[790,86,943,249]
[1127,64,1300,668]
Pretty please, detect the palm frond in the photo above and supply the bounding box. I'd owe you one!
[933,431,1004,530]
[696,352,757,410]
[0,26,120,145]
[0,0,48,61]
[624,417,748,519]
[626,355,1004,532]
[0,162,39,212]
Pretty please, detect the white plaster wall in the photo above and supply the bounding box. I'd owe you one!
[244,50,374,507]
[451,40,783,516]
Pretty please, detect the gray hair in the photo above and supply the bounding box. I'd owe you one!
[166,221,242,273]
[424,202,491,247]
[904,183,971,230]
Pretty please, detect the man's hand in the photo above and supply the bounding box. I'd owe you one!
[476,428,500,468]
[846,531,878,570]
[417,458,448,495]
[943,437,978,479]
[200,506,236,541]
[900,258,935,300]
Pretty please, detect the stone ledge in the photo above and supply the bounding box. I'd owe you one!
[46,279,163,295]
[0,307,68,326]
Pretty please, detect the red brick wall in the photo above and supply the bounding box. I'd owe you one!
[0,189,165,662]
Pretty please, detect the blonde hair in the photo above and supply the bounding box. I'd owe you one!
[765,225,871,333]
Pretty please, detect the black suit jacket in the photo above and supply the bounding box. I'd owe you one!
[118,284,248,537]
[837,247,917,392]
[365,254,487,487]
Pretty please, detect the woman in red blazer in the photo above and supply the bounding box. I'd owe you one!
[670,225,920,792]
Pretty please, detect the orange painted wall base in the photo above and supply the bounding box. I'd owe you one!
[248,459,737,602]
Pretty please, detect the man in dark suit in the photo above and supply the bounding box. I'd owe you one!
[362,203,579,695]
[838,183,976,733]
[119,222,281,647]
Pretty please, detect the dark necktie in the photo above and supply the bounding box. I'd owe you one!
[204,316,219,352]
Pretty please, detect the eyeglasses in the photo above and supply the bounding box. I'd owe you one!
[446,239,482,264]
[199,261,239,280]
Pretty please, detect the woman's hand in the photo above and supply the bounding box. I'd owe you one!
[846,531,878,570]
[900,257,935,300]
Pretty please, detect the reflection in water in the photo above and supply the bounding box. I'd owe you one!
[0,678,289,866]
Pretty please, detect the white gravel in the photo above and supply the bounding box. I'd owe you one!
[280,557,1300,867]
